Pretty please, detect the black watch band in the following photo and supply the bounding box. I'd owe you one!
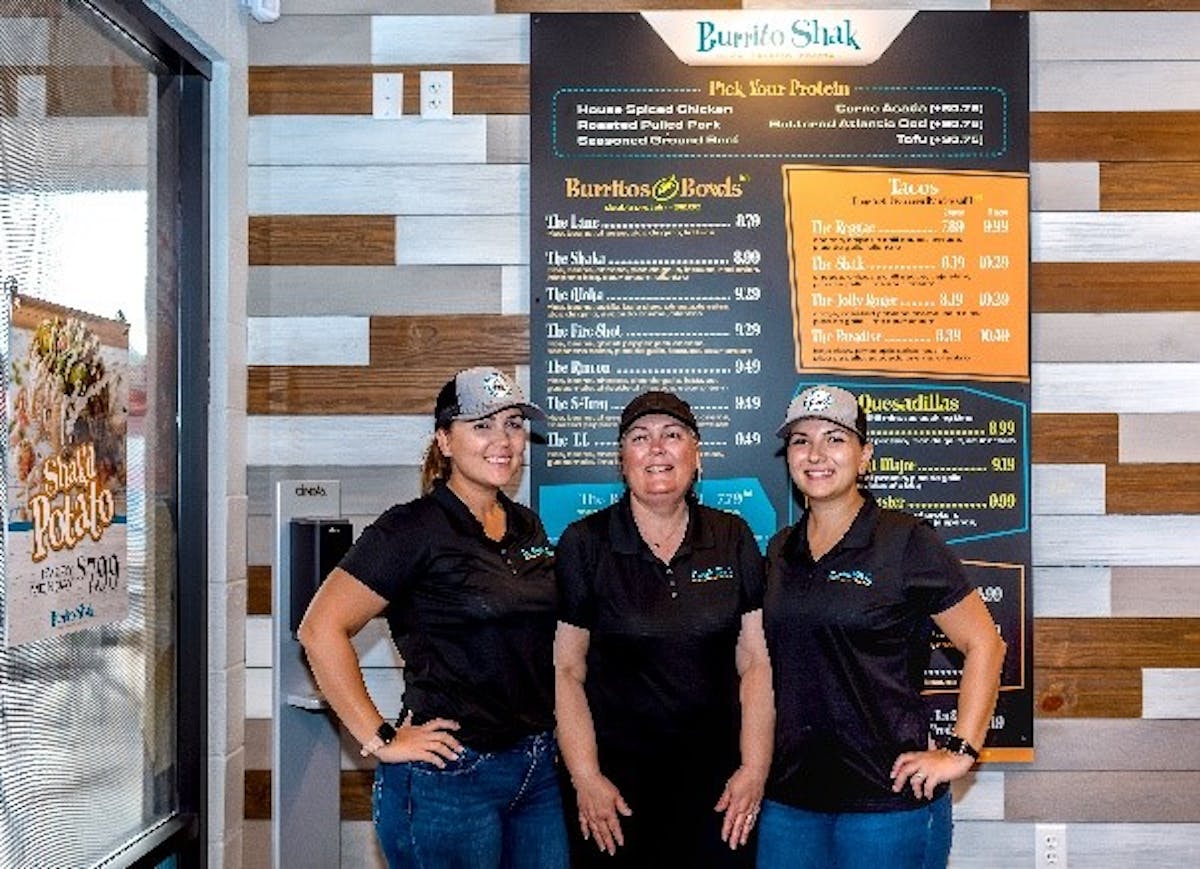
[377,721,397,745]
[940,734,980,759]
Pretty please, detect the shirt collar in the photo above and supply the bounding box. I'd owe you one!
[783,491,880,560]
[609,491,714,558]
[431,479,530,543]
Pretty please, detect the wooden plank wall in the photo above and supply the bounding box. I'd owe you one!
[244,2,1200,866]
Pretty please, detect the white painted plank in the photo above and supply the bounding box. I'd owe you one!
[487,115,529,164]
[1033,516,1200,567]
[1033,213,1200,263]
[1033,61,1200,111]
[248,15,370,66]
[1033,313,1200,363]
[249,116,486,166]
[246,667,404,720]
[1032,464,1105,516]
[951,770,1004,821]
[0,18,50,65]
[249,165,525,215]
[372,15,529,65]
[1143,669,1200,720]
[1033,566,1111,618]
[1032,364,1200,413]
[247,617,401,669]
[247,316,369,366]
[396,216,526,265]
[1120,414,1200,464]
[1032,13,1200,61]
[248,265,504,316]
[949,821,1034,868]
[1112,567,1200,618]
[248,416,433,465]
[286,0,491,12]
[1031,162,1099,213]
[502,266,529,315]
[1062,823,1200,868]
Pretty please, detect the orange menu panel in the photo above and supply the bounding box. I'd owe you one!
[782,165,1029,380]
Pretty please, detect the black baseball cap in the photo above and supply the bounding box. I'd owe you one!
[618,390,699,438]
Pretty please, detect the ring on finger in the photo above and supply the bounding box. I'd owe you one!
[912,772,926,781]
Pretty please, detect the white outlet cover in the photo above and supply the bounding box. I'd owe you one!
[420,70,453,119]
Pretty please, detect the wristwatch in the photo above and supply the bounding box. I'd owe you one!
[359,721,398,757]
[939,734,980,760]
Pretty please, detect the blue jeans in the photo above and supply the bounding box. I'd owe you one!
[372,730,568,869]
[756,791,953,869]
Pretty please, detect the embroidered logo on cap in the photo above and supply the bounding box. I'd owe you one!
[483,371,515,399]
[803,388,836,414]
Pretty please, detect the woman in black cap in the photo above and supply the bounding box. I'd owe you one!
[554,390,773,867]
[299,366,568,868]
[757,385,1006,869]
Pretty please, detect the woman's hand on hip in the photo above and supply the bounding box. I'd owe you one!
[375,711,463,766]
[715,764,766,849]
[572,771,632,856]
[890,748,975,800]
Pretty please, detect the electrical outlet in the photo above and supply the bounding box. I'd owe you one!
[420,70,453,119]
[1035,823,1068,868]
[373,73,403,119]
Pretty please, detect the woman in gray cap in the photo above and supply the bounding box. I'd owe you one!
[554,390,772,867]
[299,366,567,868]
[757,385,1006,869]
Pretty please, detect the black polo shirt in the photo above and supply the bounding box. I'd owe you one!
[557,494,765,756]
[339,481,556,751]
[763,493,973,812]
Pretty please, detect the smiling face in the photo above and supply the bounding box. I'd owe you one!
[619,413,701,506]
[436,407,529,497]
[785,417,873,506]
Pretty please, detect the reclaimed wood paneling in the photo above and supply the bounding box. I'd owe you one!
[395,215,525,264]
[1032,718,1200,770]
[248,264,505,316]
[1112,567,1200,616]
[248,564,271,616]
[1102,162,1200,211]
[1033,313,1200,362]
[1120,414,1200,463]
[247,15,370,66]
[497,0,740,11]
[249,65,528,116]
[247,317,370,366]
[247,416,432,466]
[1035,667,1141,718]
[1032,111,1200,162]
[1034,566,1111,618]
[1143,668,1200,718]
[283,0,492,12]
[249,215,396,266]
[1033,62,1200,111]
[1032,363,1200,413]
[372,15,529,64]
[1032,262,1200,313]
[249,116,487,165]
[1005,771,1200,822]
[487,114,529,163]
[1031,413,1118,464]
[1033,212,1200,262]
[1034,515,1200,566]
[249,164,525,215]
[1030,11,1200,60]
[250,366,474,414]
[371,314,528,366]
[1032,464,1106,515]
[1107,463,1200,514]
[1031,162,1099,211]
[1035,618,1200,669]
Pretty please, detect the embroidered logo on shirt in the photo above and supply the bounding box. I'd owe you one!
[826,569,873,587]
[691,565,734,583]
[520,545,553,561]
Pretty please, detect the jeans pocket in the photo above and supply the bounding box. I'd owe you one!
[410,745,486,777]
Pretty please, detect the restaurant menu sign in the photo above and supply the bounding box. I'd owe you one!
[530,11,1032,759]
[2,295,129,647]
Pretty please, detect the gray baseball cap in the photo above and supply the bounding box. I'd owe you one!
[776,385,868,441]
[434,367,545,425]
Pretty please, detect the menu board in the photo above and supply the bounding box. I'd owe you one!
[531,11,1032,759]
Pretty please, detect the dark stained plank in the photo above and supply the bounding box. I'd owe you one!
[245,769,271,820]
[1101,162,1200,211]
[1035,618,1200,669]
[248,365,498,415]
[371,315,529,368]
[250,65,528,116]
[1032,262,1200,313]
[1030,413,1118,465]
[1006,771,1200,822]
[342,770,373,821]
[1033,111,1200,162]
[1034,668,1141,718]
[1107,463,1200,514]
[249,216,395,267]
[248,564,271,616]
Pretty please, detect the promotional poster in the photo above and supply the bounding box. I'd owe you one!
[3,295,129,647]
[530,11,1031,759]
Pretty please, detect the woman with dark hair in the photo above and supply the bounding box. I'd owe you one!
[758,385,1006,869]
[298,366,568,868]
[554,390,773,867]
